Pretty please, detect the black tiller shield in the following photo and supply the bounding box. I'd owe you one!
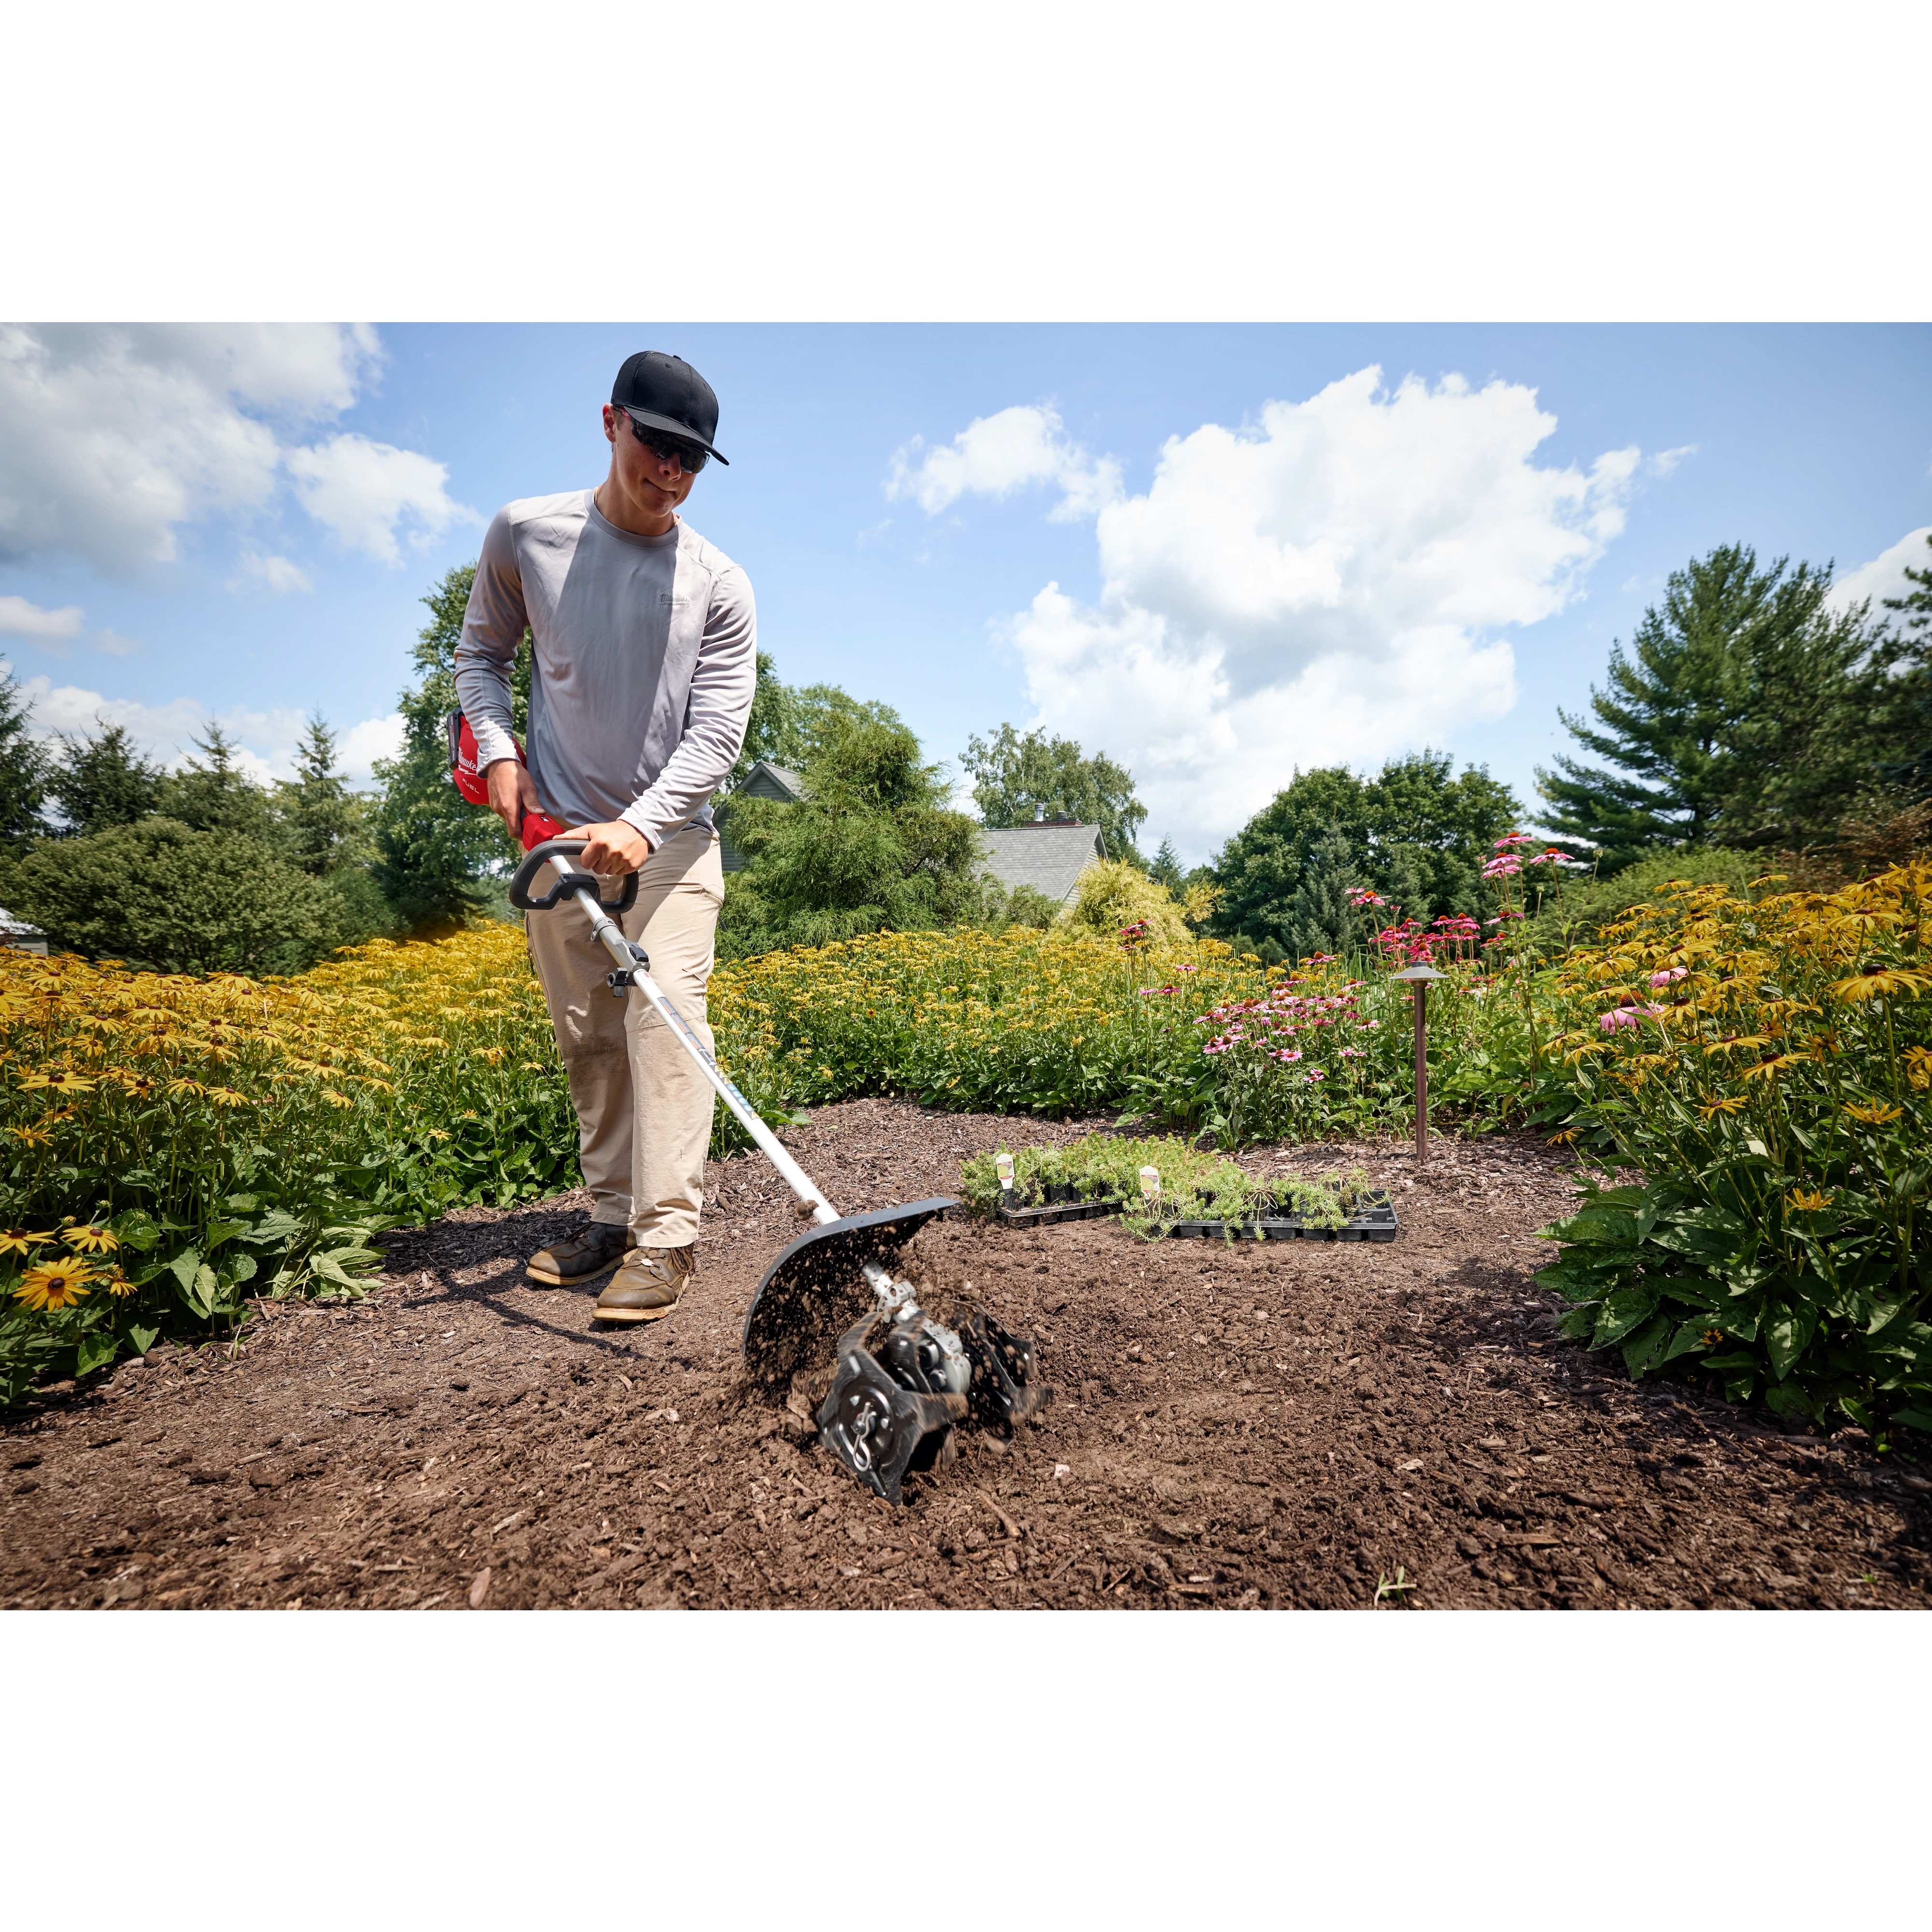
[739,1198,957,1400]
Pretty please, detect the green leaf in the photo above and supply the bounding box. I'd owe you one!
[1659,1320,1709,1368]
[126,1323,158,1356]
[201,1218,247,1255]
[1621,1312,1674,1379]
[240,1209,305,1245]
[1594,1286,1660,1347]
[1890,1407,1932,1433]
[1765,1304,1818,1382]
[75,1329,118,1376]
[110,1208,162,1252]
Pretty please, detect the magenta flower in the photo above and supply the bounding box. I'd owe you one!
[1648,967,1688,988]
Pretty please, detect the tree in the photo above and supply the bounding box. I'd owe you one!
[1146,838,1184,891]
[6,819,322,974]
[730,653,910,784]
[1208,752,1519,955]
[47,720,162,837]
[156,723,280,842]
[370,562,525,931]
[717,712,988,957]
[1875,529,1932,802]
[1536,544,1889,867]
[960,724,1148,863]
[0,666,49,849]
[276,715,362,876]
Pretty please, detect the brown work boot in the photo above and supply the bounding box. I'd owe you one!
[593,1245,695,1324]
[526,1221,631,1287]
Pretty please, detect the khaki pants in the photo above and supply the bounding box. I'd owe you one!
[523,824,724,1250]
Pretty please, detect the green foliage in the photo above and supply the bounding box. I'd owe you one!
[729,653,908,782]
[277,715,364,877]
[5,818,324,974]
[1875,529,1932,801]
[1208,751,1519,955]
[1533,865,1932,1436]
[46,720,162,837]
[0,665,50,847]
[1522,847,1760,952]
[370,561,523,931]
[1060,858,1191,945]
[961,722,1148,862]
[717,712,987,957]
[1537,544,1894,867]
[956,1133,1370,1238]
[156,724,281,842]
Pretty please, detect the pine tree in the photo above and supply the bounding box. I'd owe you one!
[0,666,49,848]
[1875,530,1932,801]
[156,723,279,841]
[1536,544,1886,866]
[277,715,359,876]
[1146,838,1184,891]
[369,562,526,931]
[46,721,162,837]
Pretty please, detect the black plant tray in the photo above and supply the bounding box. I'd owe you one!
[993,1185,1400,1242]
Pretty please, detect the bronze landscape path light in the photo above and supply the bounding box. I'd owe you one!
[1390,962,1448,1162]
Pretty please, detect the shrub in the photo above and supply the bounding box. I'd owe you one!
[1059,859,1190,945]
[1534,861,1932,1436]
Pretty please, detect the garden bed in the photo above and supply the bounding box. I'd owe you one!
[2,1097,1926,1612]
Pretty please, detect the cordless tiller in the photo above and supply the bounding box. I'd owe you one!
[449,710,1051,1502]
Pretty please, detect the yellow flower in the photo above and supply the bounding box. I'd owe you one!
[1788,1189,1833,1212]
[1830,967,1932,1003]
[1701,1330,1724,1347]
[100,1272,138,1299]
[15,1254,92,1310]
[321,1090,353,1108]
[0,1227,57,1255]
[1843,1102,1903,1125]
[61,1224,118,1253]
[1698,1096,1747,1118]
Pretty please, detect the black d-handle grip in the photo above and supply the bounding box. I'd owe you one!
[509,838,642,914]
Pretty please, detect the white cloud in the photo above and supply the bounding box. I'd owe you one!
[3,660,396,789]
[0,595,84,638]
[227,551,314,595]
[94,629,141,658]
[0,324,468,574]
[284,434,475,563]
[976,367,1645,861]
[337,712,405,784]
[887,404,1123,523]
[1829,526,1931,615]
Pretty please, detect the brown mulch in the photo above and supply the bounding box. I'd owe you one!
[4,1096,1929,1611]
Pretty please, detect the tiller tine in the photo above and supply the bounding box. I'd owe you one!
[816,1314,968,1505]
[961,1309,1054,1435]
[740,1199,956,1400]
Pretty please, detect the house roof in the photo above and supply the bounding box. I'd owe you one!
[732,759,810,803]
[0,906,43,938]
[978,823,1107,906]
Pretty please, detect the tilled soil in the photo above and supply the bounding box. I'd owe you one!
[5,1097,1929,1611]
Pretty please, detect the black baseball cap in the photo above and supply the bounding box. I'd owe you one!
[610,351,728,466]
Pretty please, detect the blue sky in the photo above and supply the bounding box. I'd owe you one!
[2,323,1927,865]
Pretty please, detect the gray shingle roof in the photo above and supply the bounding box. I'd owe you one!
[977,823,1107,906]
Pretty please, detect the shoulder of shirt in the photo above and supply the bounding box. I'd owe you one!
[675,520,748,585]
[498,488,595,531]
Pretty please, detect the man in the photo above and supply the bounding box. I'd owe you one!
[454,351,755,1323]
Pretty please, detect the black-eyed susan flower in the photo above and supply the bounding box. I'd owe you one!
[15,1255,92,1310]
[61,1224,118,1253]
[0,1227,57,1256]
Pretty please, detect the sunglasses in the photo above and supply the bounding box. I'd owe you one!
[620,410,709,474]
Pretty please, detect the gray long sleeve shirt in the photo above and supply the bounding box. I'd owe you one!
[453,489,757,850]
